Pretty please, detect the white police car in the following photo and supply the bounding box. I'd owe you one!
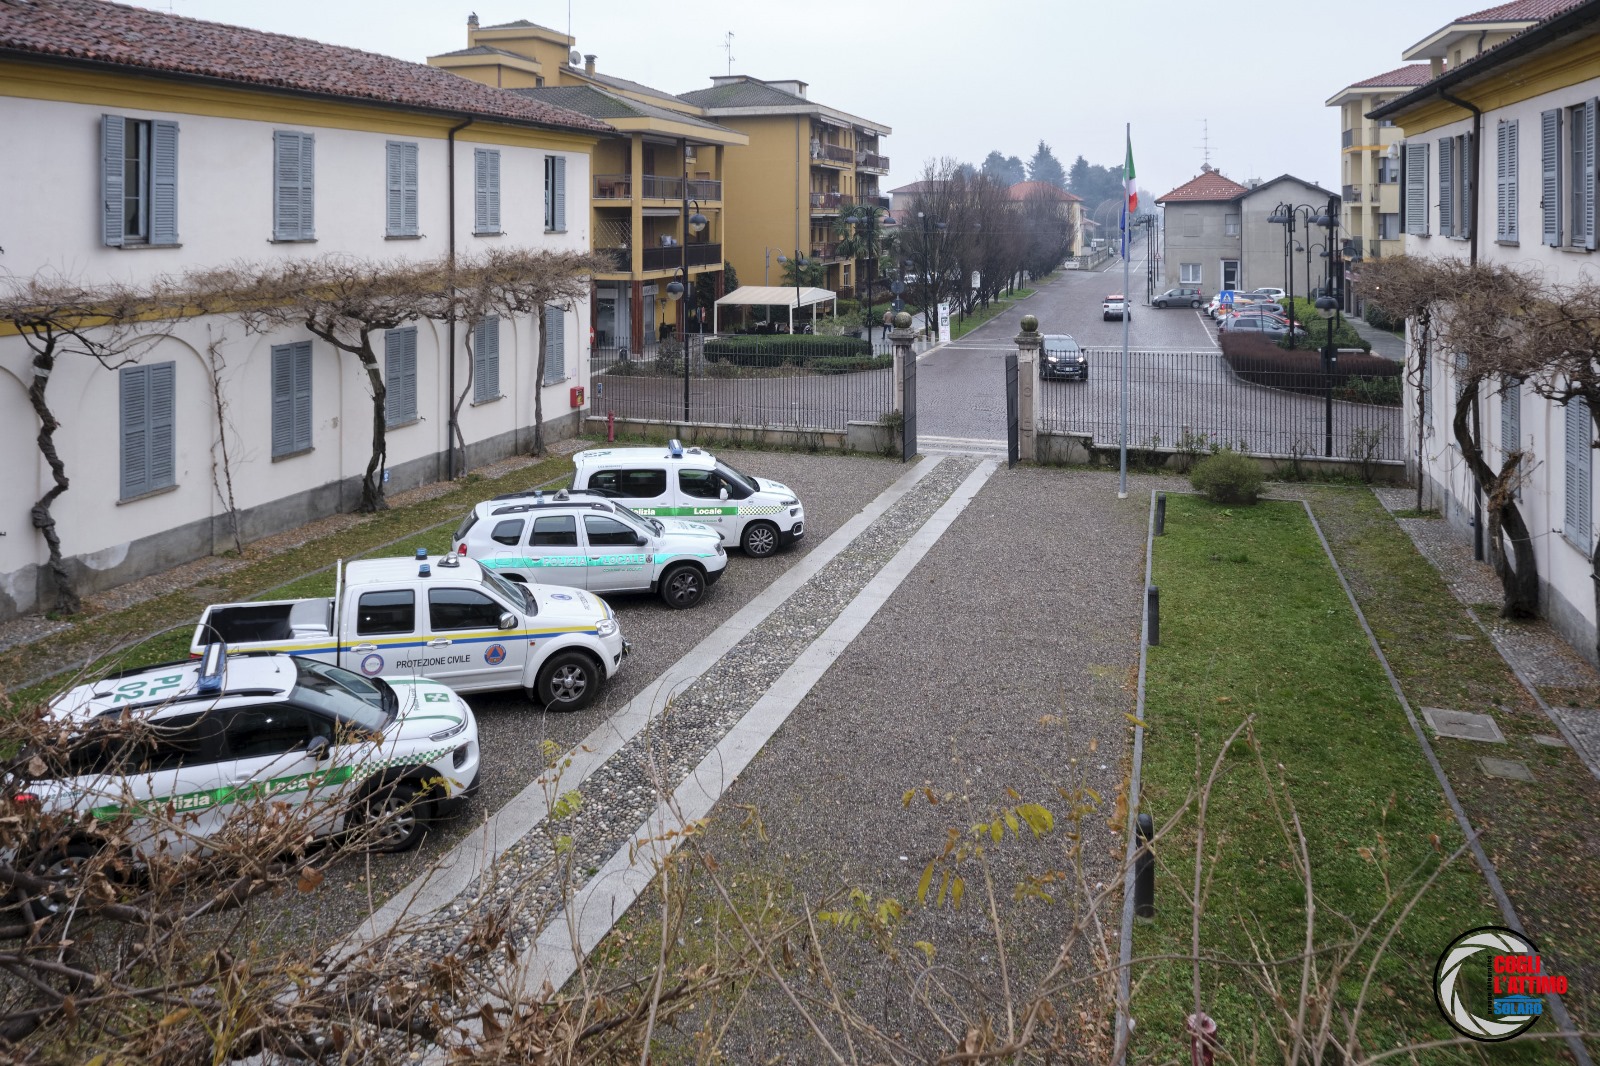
[570,441,806,558]
[25,644,481,857]
[451,489,727,609]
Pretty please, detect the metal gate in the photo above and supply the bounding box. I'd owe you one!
[901,344,917,462]
[1005,354,1019,468]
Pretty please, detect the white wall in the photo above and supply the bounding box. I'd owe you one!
[1399,75,1600,661]
[0,91,595,618]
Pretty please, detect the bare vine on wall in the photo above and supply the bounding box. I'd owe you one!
[202,326,244,554]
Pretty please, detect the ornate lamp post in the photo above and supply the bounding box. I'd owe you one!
[1315,294,1340,457]
[666,201,707,420]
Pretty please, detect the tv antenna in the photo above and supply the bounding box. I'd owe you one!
[1197,118,1212,168]
[723,31,735,75]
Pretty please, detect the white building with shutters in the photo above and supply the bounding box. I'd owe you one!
[0,0,610,621]
[1370,0,1600,663]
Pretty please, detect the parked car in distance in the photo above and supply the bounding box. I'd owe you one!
[1041,335,1088,381]
[1246,287,1288,302]
[1154,287,1204,308]
[1102,294,1130,321]
[1222,315,1291,335]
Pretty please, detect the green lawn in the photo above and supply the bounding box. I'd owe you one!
[949,289,1035,340]
[1132,495,1528,1062]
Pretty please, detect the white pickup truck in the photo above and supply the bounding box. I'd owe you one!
[189,553,627,711]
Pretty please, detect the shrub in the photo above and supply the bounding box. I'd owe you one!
[1333,375,1403,406]
[1191,448,1264,504]
[1219,332,1401,403]
[703,334,872,367]
[1363,302,1404,331]
[1279,299,1371,352]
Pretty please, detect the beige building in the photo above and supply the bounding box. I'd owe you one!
[1326,65,1429,261]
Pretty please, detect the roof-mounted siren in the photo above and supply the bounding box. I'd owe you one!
[196,642,228,694]
[667,439,684,459]
[415,548,428,561]
[555,488,570,501]
[419,562,432,578]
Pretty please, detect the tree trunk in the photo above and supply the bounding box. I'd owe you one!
[358,347,388,512]
[25,342,81,615]
[1452,376,1538,617]
[531,305,547,457]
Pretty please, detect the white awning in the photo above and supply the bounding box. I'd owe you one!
[714,285,836,309]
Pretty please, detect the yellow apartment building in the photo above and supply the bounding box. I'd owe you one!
[1326,65,1430,261]
[677,76,892,298]
[430,17,747,349]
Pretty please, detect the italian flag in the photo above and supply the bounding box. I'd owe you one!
[1125,132,1138,213]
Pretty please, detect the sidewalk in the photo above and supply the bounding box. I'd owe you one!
[1348,313,1406,361]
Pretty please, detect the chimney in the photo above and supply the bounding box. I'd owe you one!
[467,11,479,30]
[1430,56,1444,78]
[584,53,596,75]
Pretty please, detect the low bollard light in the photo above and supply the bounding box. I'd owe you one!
[1146,585,1160,646]
[1155,492,1167,536]
[1134,812,1155,919]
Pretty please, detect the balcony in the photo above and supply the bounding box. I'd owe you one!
[592,174,695,200]
[810,191,854,213]
[863,193,891,210]
[1341,129,1355,148]
[687,178,722,201]
[1368,240,1382,259]
[857,151,890,172]
[1342,184,1362,203]
[641,243,722,272]
[642,175,685,200]
[594,174,631,199]
[811,241,844,260]
[812,142,853,166]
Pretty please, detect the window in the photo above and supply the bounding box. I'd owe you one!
[225,706,328,760]
[145,712,228,771]
[1403,141,1430,235]
[101,115,178,246]
[543,304,566,385]
[474,148,501,235]
[1378,156,1398,184]
[620,469,667,497]
[1569,100,1596,249]
[120,362,176,499]
[1501,376,1522,454]
[1497,120,1519,242]
[385,141,419,237]
[530,514,578,547]
[1568,397,1593,548]
[271,341,313,457]
[384,327,417,427]
[490,519,524,546]
[1182,212,1200,237]
[584,514,640,546]
[1379,213,1400,239]
[356,590,414,636]
[273,130,315,241]
[473,316,500,403]
[428,587,505,631]
[1224,214,1240,236]
[1180,263,1202,285]
[679,468,725,500]
[544,155,567,231]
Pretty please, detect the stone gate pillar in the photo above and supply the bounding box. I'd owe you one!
[1014,313,1042,462]
[891,310,915,415]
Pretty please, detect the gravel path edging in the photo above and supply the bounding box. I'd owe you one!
[508,459,1001,998]
[339,456,944,954]
[1302,500,1595,1066]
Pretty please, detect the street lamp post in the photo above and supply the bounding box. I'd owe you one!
[667,175,709,420]
[776,250,806,334]
[1315,294,1339,457]
[1268,202,1319,340]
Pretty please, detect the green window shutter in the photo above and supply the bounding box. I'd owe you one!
[120,365,148,497]
[1568,397,1593,547]
[1438,136,1454,237]
[102,114,125,247]
[151,120,179,245]
[385,327,418,425]
[553,156,567,231]
[474,317,499,402]
[1542,108,1562,246]
[543,305,565,384]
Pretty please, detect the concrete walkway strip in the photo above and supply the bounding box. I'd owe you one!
[344,456,945,949]
[515,459,1001,995]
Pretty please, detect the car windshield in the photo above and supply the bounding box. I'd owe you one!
[292,659,393,731]
[1043,335,1078,353]
[715,461,757,495]
[480,569,534,615]
[611,501,663,537]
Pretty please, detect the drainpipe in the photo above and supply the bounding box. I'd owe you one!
[445,116,473,480]
[1440,88,1484,561]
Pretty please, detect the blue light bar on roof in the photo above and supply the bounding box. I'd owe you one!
[196,642,227,694]
[667,439,684,458]
[419,563,431,578]
[416,548,428,560]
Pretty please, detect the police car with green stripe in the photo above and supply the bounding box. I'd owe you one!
[27,644,480,857]
[452,488,726,609]
[570,441,806,558]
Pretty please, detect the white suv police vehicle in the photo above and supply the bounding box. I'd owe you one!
[570,441,806,558]
[26,644,481,858]
[451,489,726,609]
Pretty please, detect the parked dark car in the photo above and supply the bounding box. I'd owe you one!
[1154,287,1204,308]
[1041,334,1088,381]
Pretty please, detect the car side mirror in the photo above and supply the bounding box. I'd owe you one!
[718,486,729,501]
[634,533,649,546]
[307,735,330,762]
[498,611,517,630]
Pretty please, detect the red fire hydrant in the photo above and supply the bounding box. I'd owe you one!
[607,410,615,442]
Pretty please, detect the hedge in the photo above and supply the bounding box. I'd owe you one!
[1278,299,1371,353]
[1219,332,1402,406]
[703,334,872,368]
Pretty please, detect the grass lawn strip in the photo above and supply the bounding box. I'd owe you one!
[949,288,1036,340]
[1,452,577,708]
[1132,495,1522,1063]
[1308,486,1600,1053]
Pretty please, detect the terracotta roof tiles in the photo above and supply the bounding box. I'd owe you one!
[1155,171,1251,203]
[1457,0,1583,22]
[1350,63,1434,88]
[1006,180,1082,202]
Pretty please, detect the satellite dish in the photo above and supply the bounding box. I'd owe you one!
[570,49,582,66]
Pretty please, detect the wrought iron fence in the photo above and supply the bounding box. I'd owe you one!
[1036,347,1404,461]
[590,334,894,432]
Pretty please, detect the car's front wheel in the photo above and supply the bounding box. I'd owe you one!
[534,650,601,711]
[741,521,779,558]
[16,841,101,926]
[361,779,429,853]
[1191,299,1201,308]
[1155,300,1166,308]
[659,564,705,609]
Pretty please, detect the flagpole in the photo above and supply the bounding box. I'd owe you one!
[1118,122,1131,499]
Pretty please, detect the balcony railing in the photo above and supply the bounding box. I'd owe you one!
[812,142,853,165]
[857,151,890,171]
[641,243,722,272]
[810,191,854,212]
[811,241,842,260]
[1341,129,1355,148]
[594,174,699,200]
[1342,184,1362,203]
[863,194,891,210]
[642,175,685,199]
[687,179,722,201]
[594,174,632,199]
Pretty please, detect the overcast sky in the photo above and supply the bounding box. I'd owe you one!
[171,0,1474,202]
